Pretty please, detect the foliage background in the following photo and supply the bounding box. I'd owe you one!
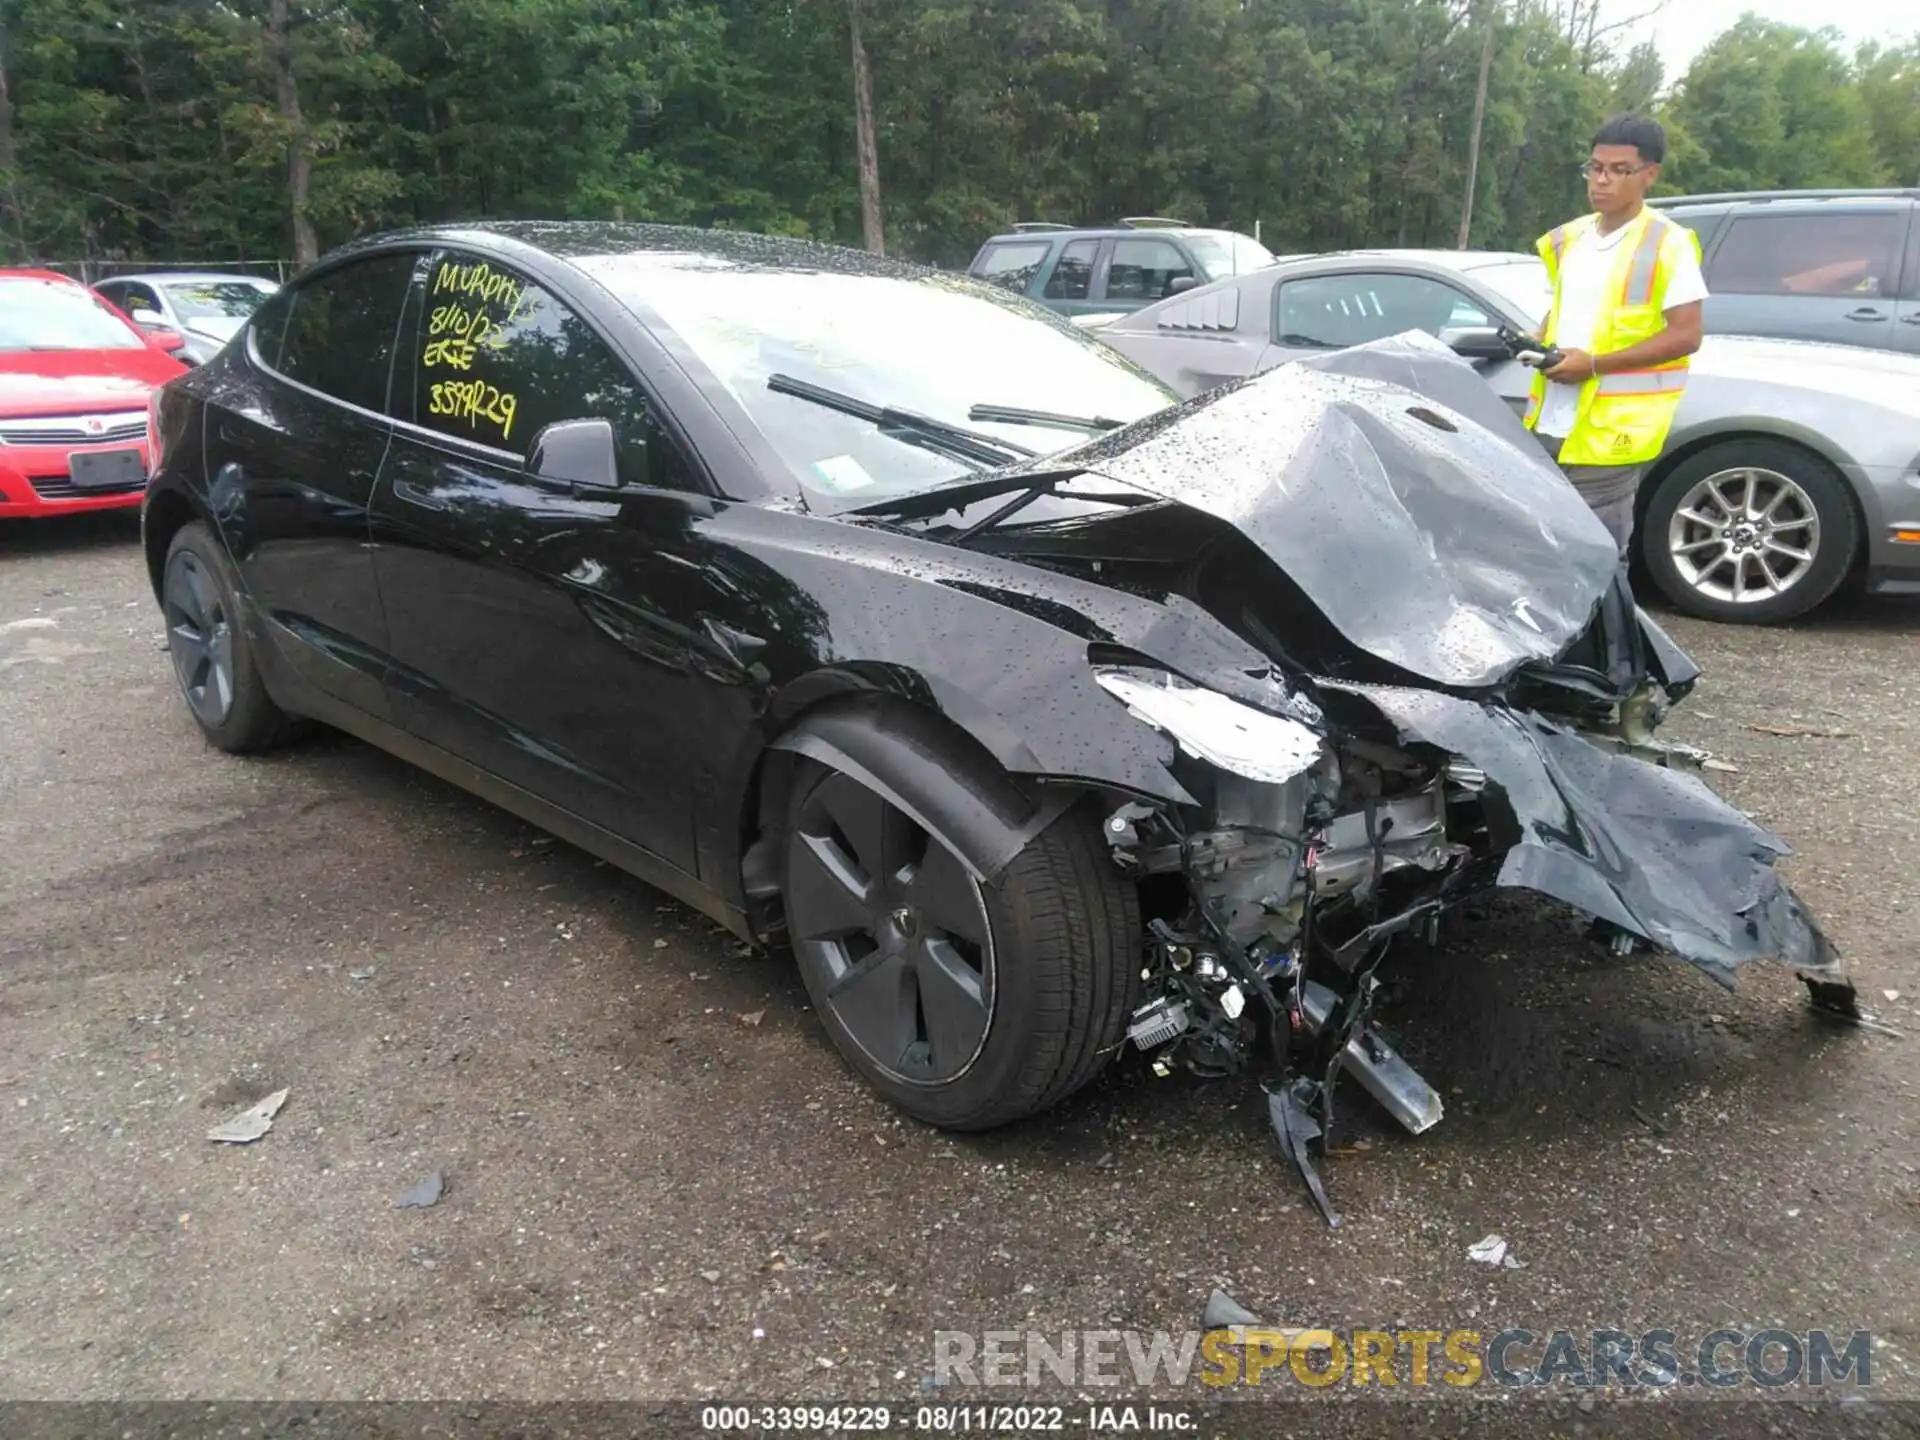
[1,0,1914,270]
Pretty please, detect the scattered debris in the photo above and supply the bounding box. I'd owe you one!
[738,1009,766,1027]
[1630,1104,1667,1135]
[1886,990,1902,1003]
[395,1171,445,1209]
[1201,1288,1261,1330]
[751,1327,766,1340]
[206,1088,289,1144]
[1199,1286,1331,1352]
[1786,1207,1801,1219]
[348,967,377,982]
[1743,722,1854,740]
[1467,1234,1526,1269]
[653,938,670,950]
[699,1270,721,1283]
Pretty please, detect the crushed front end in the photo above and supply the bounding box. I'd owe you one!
[1095,648,1856,1225]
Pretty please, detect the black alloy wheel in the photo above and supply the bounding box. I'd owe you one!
[786,770,996,1085]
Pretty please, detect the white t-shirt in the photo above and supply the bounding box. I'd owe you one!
[1535,216,1708,441]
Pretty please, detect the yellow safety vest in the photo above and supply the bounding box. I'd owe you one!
[1523,209,1702,467]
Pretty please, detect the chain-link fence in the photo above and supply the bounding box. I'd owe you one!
[31,259,294,286]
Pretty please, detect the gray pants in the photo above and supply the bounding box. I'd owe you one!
[1537,433,1639,556]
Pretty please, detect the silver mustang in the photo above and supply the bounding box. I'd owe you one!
[1088,248,1920,623]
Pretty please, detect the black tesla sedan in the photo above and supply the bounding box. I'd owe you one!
[141,222,1860,1215]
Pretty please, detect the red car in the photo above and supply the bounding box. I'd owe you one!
[0,268,189,518]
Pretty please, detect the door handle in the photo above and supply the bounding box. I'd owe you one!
[1845,307,1888,322]
[391,477,449,511]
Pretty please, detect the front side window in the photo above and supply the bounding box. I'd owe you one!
[578,255,1176,504]
[1044,240,1100,300]
[412,251,654,484]
[1105,238,1196,302]
[274,253,418,411]
[1274,272,1486,348]
[1707,213,1906,298]
[972,242,1052,293]
[0,277,145,352]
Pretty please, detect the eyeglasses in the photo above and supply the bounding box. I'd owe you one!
[1578,160,1653,180]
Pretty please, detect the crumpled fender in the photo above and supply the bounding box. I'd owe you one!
[1330,680,1842,989]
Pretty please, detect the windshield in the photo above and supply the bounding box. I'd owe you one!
[1184,232,1276,281]
[0,278,144,352]
[579,257,1177,501]
[1468,259,1552,330]
[165,280,276,320]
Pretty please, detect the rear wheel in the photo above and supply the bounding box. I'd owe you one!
[782,761,1140,1131]
[1639,440,1857,623]
[162,521,299,752]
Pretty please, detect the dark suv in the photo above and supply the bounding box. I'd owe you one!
[966,219,1276,320]
[1648,188,1920,355]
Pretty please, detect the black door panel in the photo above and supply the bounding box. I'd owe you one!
[201,251,420,718]
[369,248,735,875]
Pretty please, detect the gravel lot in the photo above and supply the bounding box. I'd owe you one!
[2,512,1917,1427]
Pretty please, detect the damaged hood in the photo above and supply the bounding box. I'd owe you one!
[1055,331,1621,688]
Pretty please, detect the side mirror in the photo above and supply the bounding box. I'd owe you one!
[529,418,621,492]
[129,307,166,328]
[150,329,189,353]
[1439,325,1513,361]
[1166,275,1200,296]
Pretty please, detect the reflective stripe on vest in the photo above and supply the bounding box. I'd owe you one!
[1546,224,1571,270]
[1621,220,1667,306]
[1595,367,1688,395]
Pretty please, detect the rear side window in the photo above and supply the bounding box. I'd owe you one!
[412,251,657,485]
[1707,213,1906,298]
[1663,209,1726,255]
[971,241,1052,293]
[272,253,417,411]
[1044,240,1100,300]
[1275,272,1486,348]
[1105,238,1196,303]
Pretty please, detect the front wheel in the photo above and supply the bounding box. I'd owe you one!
[782,761,1140,1131]
[1638,440,1858,623]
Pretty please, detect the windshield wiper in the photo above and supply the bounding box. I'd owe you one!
[767,373,1034,470]
[844,466,1156,544]
[965,403,1125,433]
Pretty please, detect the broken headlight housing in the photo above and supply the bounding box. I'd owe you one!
[1092,665,1324,785]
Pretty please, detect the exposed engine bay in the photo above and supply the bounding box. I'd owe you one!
[1096,657,1859,1226]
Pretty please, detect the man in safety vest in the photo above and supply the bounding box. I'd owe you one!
[1524,114,1706,556]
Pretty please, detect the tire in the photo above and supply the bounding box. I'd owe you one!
[1639,439,1858,624]
[782,760,1140,1131]
[161,520,299,753]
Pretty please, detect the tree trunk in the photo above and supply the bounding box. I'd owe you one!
[0,12,24,262]
[269,0,318,266]
[848,0,884,254]
[1457,12,1495,249]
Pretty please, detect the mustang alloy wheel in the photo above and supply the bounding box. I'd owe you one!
[781,753,1139,1131]
[1641,440,1858,624]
